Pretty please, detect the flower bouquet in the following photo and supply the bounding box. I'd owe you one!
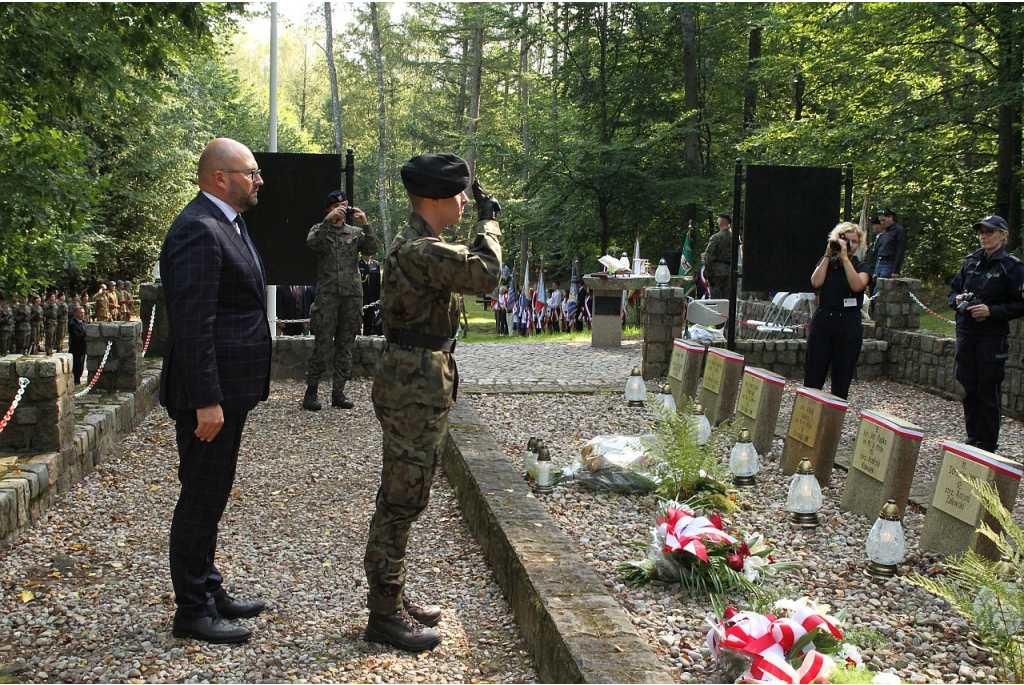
[618,501,799,595]
[706,597,866,684]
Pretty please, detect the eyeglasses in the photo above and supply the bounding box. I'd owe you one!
[979,229,998,236]
[220,168,262,181]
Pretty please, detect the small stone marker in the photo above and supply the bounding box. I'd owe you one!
[920,441,1023,560]
[735,366,786,457]
[699,347,744,425]
[668,339,706,407]
[840,409,924,518]
[780,387,848,487]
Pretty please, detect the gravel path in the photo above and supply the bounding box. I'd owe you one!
[460,340,1023,684]
[0,380,536,684]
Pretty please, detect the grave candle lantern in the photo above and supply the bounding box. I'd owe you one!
[624,366,646,407]
[533,445,554,495]
[523,437,539,480]
[691,402,712,445]
[729,427,760,488]
[787,458,822,527]
[654,258,671,287]
[865,499,906,578]
[655,384,676,415]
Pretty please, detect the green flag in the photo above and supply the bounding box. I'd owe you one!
[680,231,695,295]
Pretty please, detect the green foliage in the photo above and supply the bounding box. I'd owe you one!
[905,476,1024,683]
[649,397,736,508]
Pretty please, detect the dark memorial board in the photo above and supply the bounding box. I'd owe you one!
[244,152,343,286]
[743,165,843,293]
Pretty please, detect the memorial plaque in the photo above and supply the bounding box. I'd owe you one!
[702,352,725,395]
[933,446,997,525]
[736,367,787,457]
[841,409,924,519]
[669,339,706,406]
[787,392,823,449]
[780,387,849,486]
[920,441,1023,559]
[699,348,745,426]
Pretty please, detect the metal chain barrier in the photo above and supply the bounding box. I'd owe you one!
[908,291,954,325]
[75,340,113,399]
[141,303,156,357]
[0,377,30,435]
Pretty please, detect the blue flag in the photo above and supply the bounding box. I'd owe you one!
[566,263,579,319]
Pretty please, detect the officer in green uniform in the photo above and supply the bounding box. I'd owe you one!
[363,154,501,653]
[0,295,12,356]
[12,296,30,355]
[302,190,379,411]
[55,292,68,352]
[29,295,43,354]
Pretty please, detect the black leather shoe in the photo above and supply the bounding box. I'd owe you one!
[172,614,251,644]
[365,610,440,652]
[215,595,266,620]
[331,393,354,409]
[405,603,442,627]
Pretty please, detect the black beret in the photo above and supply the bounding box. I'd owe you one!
[324,189,347,208]
[718,213,732,223]
[401,153,471,199]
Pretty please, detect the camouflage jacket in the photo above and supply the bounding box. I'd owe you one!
[56,301,68,323]
[94,292,108,319]
[0,304,11,329]
[307,218,379,297]
[372,213,501,409]
[706,228,732,277]
[12,304,29,330]
[30,304,42,325]
[42,301,57,324]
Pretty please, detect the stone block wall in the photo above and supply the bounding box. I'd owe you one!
[641,286,685,378]
[86,321,143,392]
[727,338,888,383]
[737,298,811,340]
[873,277,921,337]
[0,354,76,453]
[271,335,384,381]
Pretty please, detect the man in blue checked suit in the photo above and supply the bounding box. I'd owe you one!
[159,137,272,644]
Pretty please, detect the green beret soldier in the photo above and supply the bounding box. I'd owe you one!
[29,296,43,354]
[55,292,68,352]
[12,296,30,354]
[0,295,12,356]
[42,292,57,355]
[363,153,502,652]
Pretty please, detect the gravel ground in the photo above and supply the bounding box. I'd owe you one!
[462,340,1024,685]
[0,379,536,684]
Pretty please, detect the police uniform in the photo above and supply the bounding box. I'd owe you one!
[705,225,732,298]
[304,190,379,409]
[804,253,871,400]
[948,218,1024,453]
[364,153,501,652]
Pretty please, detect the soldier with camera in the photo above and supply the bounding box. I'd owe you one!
[948,215,1024,453]
[804,221,871,400]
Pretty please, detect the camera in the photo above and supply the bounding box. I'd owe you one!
[346,206,355,223]
[957,291,980,314]
[829,236,850,254]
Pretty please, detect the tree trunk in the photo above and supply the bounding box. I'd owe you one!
[369,2,392,250]
[550,3,560,125]
[465,19,484,179]
[995,4,1022,250]
[743,26,761,130]
[324,2,342,154]
[680,4,699,227]
[520,2,531,191]
[456,33,469,134]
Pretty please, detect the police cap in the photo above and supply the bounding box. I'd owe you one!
[324,189,347,209]
[973,215,1009,232]
[400,153,471,199]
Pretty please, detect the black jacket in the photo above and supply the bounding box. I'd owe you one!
[948,246,1024,337]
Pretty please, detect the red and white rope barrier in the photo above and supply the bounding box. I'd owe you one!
[0,377,30,435]
[75,341,113,399]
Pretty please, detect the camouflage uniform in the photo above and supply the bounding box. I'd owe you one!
[106,287,119,323]
[13,301,30,354]
[364,212,501,615]
[0,302,12,355]
[29,301,42,353]
[55,298,68,352]
[305,218,379,395]
[42,299,57,355]
[705,226,732,298]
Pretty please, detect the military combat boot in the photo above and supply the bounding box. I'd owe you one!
[331,383,354,409]
[364,609,440,652]
[405,602,442,627]
[302,382,322,411]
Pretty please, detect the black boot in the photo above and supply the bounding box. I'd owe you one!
[364,610,440,652]
[331,382,354,409]
[302,382,322,411]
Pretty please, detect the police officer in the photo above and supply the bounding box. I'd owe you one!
[302,190,379,411]
[804,222,871,400]
[363,154,501,653]
[949,215,1024,453]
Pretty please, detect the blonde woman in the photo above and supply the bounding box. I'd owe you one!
[804,221,871,399]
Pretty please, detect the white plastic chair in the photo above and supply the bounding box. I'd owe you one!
[746,292,789,328]
[756,293,801,338]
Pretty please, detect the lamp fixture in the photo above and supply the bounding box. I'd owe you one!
[786,458,822,527]
[865,499,906,578]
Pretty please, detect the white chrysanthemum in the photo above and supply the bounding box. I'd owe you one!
[742,555,768,582]
[837,642,863,666]
[871,672,902,684]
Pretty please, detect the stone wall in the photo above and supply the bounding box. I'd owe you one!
[641,286,685,378]
[86,321,143,392]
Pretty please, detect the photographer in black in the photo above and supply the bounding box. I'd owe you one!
[948,215,1024,453]
[804,222,871,400]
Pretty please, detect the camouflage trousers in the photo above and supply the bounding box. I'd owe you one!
[29,324,41,353]
[305,294,361,388]
[43,323,56,355]
[364,401,450,614]
[14,327,29,354]
[0,327,10,356]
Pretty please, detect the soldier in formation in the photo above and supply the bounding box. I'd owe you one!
[302,190,379,411]
[55,292,68,351]
[93,283,109,322]
[0,295,11,355]
[13,296,30,354]
[29,295,42,353]
[42,292,57,355]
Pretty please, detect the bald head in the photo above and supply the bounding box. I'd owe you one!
[196,138,263,213]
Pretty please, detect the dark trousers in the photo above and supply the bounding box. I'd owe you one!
[169,408,248,618]
[803,308,863,400]
[71,351,85,384]
[956,333,1007,453]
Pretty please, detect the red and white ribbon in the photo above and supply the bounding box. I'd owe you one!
[141,303,156,357]
[75,341,113,398]
[0,377,30,435]
[657,508,736,562]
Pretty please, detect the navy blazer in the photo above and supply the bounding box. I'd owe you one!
[159,193,272,413]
